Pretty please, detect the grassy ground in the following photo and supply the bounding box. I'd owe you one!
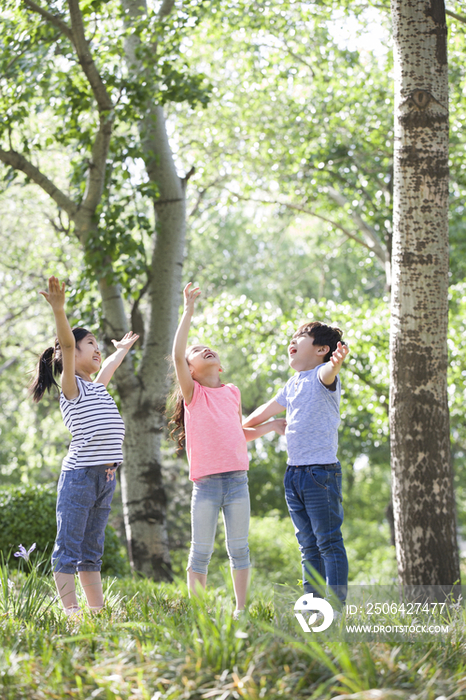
[1,566,466,700]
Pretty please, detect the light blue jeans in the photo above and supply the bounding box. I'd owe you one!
[187,470,250,575]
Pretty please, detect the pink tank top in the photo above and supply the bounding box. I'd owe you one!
[184,380,249,481]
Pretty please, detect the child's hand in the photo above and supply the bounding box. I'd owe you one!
[329,342,349,369]
[183,282,201,311]
[111,331,140,350]
[39,276,66,311]
[274,418,287,435]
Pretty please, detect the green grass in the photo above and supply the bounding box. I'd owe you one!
[1,568,466,700]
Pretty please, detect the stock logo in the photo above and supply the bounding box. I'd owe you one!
[294,593,334,633]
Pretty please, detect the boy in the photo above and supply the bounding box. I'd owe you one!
[243,321,349,605]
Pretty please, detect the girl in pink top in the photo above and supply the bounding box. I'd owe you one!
[170,283,285,616]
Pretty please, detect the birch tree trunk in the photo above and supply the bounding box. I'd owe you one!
[0,0,191,577]
[111,0,186,578]
[390,0,460,586]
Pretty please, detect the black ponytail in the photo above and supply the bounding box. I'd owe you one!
[30,327,91,403]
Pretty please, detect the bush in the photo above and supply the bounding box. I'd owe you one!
[0,483,130,577]
[248,512,301,585]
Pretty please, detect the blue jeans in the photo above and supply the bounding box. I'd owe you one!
[52,465,117,574]
[284,463,348,604]
[187,470,250,575]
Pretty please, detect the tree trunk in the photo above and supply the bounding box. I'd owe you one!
[389,0,460,586]
[97,273,174,579]
[114,0,187,577]
[3,0,185,578]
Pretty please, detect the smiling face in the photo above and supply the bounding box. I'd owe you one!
[75,333,102,377]
[186,344,222,379]
[288,331,329,372]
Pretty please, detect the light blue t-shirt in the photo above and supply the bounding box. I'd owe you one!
[275,366,341,465]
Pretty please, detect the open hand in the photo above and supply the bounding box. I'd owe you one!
[329,342,349,369]
[39,276,66,311]
[183,282,201,311]
[111,331,140,350]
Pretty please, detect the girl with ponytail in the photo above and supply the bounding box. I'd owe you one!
[31,276,139,617]
[31,328,93,403]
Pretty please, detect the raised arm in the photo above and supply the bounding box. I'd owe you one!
[318,341,350,388]
[39,276,78,400]
[242,398,285,428]
[172,283,201,404]
[95,332,140,387]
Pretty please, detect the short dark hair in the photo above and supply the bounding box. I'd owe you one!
[293,321,344,362]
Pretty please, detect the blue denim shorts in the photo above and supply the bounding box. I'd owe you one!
[51,465,118,574]
[187,470,250,575]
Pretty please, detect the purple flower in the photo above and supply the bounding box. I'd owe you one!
[14,543,37,562]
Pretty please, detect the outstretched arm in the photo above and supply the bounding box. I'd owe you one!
[172,283,201,404]
[95,332,140,387]
[238,400,286,441]
[39,276,78,400]
[242,398,285,428]
[319,341,349,388]
[243,418,287,442]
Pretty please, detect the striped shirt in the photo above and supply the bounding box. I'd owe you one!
[60,376,125,470]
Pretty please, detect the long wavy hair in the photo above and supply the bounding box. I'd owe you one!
[167,387,186,452]
[167,345,198,452]
[29,327,91,403]
[167,343,222,452]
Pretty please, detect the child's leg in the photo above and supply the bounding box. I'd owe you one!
[78,571,104,610]
[187,569,207,596]
[54,572,79,612]
[222,471,251,612]
[187,475,222,597]
[287,464,348,605]
[52,470,94,613]
[78,467,117,610]
[284,466,325,596]
[309,464,348,606]
[231,568,250,611]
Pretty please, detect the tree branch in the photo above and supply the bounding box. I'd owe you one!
[0,306,30,328]
[57,2,115,223]
[260,41,315,77]
[0,148,78,218]
[23,1,113,114]
[326,186,388,262]
[189,175,228,218]
[48,209,71,236]
[22,0,73,40]
[158,0,176,20]
[446,9,466,24]
[68,0,114,113]
[21,0,114,222]
[0,358,18,376]
[229,191,379,257]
